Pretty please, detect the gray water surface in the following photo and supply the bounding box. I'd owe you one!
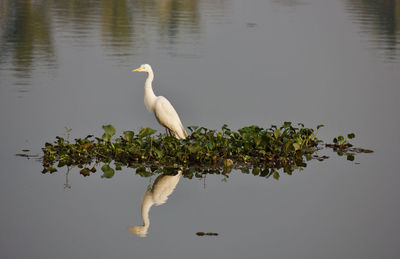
[1,0,400,258]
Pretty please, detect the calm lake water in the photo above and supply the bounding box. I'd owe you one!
[1,0,400,258]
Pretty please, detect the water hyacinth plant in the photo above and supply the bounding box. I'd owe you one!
[41,123,372,180]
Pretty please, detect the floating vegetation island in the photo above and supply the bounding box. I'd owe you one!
[41,123,372,179]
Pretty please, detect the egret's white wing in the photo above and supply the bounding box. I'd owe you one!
[154,96,187,139]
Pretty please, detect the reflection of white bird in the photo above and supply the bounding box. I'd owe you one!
[132,64,188,139]
[129,171,182,237]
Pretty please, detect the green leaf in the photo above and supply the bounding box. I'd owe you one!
[260,168,269,177]
[80,168,91,177]
[102,125,116,137]
[138,128,157,138]
[293,143,301,151]
[347,154,355,161]
[273,129,281,139]
[136,166,147,176]
[123,131,134,142]
[102,125,115,142]
[347,133,355,139]
[188,144,201,153]
[153,149,163,159]
[273,171,280,180]
[102,133,111,142]
[188,126,199,132]
[224,159,233,167]
[283,121,292,128]
[101,164,115,179]
[252,167,260,176]
[223,166,233,174]
[241,167,250,174]
[57,161,66,167]
[48,167,57,173]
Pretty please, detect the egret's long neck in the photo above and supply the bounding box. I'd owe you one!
[144,71,157,112]
[141,191,153,227]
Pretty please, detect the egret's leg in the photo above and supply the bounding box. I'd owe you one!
[165,128,170,136]
[147,177,152,191]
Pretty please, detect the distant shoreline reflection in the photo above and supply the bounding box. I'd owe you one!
[1,0,399,87]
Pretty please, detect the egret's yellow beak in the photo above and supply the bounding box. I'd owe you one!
[132,67,143,72]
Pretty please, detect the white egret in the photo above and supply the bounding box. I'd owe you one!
[132,64,188,139]
[129,171,182,237]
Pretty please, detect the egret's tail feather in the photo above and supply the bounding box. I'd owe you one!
[180,125,188,139]
[171,125,187,139]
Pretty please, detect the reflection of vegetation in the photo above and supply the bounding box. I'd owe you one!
[100,0,133,50]
[0,0,226,77]
[41,123,372,180]
[346,0,400,61]
[52,0,93,25]
[0,0,55,77]
[152,0,200,38]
